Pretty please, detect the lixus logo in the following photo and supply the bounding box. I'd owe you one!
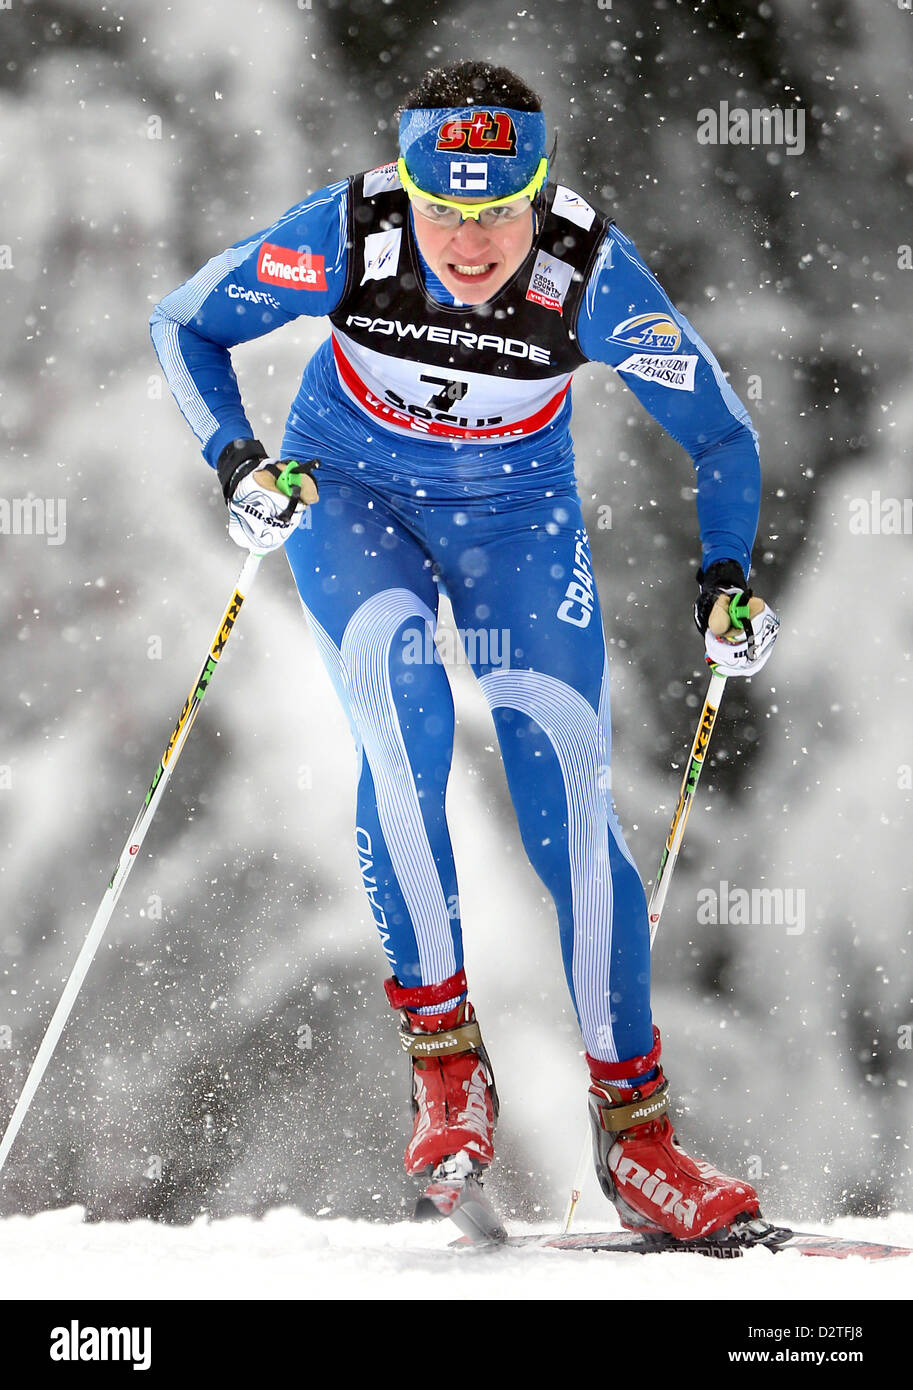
[610,313,682,353]
[50,1321,151,1370]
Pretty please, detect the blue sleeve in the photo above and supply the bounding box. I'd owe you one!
[149,180,349,469]
[576,224,761,576]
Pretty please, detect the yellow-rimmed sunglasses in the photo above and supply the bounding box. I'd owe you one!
[397,156,548,229]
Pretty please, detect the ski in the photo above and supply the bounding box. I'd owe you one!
[451,1225,913,1261]
[417,1160,912,1261]
[414,1156,508,1245]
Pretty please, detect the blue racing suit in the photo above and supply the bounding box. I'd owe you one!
[150,167,760,1065]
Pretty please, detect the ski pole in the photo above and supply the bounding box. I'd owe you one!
[647,587,757,945]
[0,550,264,1181]
[646,666,728,946]
[561,593,754,1231]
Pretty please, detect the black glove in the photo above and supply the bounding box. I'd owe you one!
[693,559,749,635]
[216,438,270,501]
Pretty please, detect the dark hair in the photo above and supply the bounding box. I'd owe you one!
[400,61,542,114]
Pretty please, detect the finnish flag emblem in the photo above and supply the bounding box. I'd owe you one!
[450,161,488,192]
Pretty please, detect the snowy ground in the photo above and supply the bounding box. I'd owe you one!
[1,1206,910,1301]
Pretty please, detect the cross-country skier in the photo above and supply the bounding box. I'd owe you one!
[150,60,779,1244]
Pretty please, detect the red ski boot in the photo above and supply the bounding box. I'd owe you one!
[384,970,498,1177]
[587,1028,761,1242]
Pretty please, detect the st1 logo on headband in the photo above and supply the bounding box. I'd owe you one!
[436,111,517,155]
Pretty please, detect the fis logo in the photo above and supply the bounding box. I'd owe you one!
[552,185,597,231]
[436,110,517,155]
[363,162,403,197]
[611,313,682,353]
[361,229,402,284]
[526,250,575,314]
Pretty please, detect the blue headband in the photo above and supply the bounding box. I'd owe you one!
[398,105,547,199]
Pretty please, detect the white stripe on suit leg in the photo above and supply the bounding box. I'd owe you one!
[339,590,456,985]
[479,668,619,1061]
[298,600,364,777]
[597,650,640,876]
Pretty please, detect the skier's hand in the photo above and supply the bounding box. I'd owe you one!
[228,461,319,553]
[217,439,319,553]
[694,560,779,678]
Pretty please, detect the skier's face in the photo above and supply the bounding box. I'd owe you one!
[410,203,535,304]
